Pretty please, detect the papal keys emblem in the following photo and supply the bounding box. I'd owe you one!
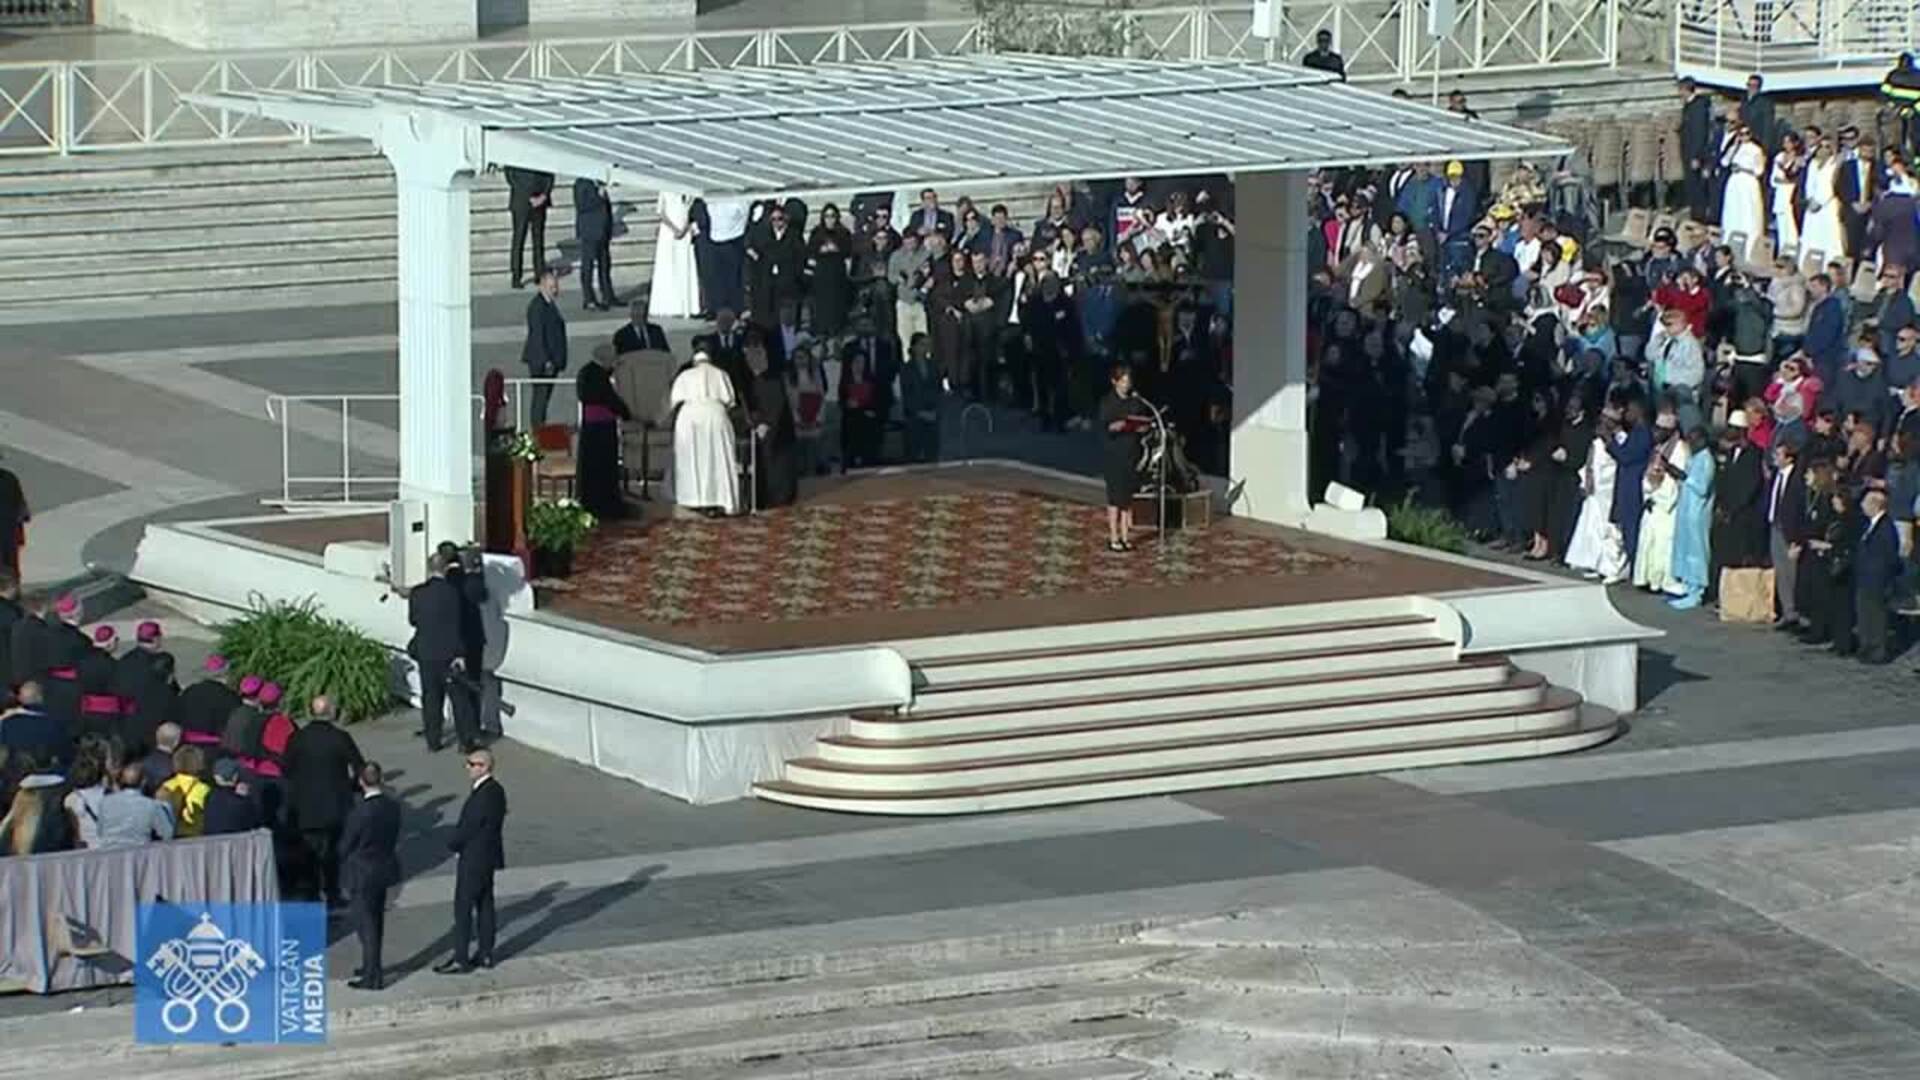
[145,912,268,1035]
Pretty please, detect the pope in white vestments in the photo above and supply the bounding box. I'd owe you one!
[670,350,741,515]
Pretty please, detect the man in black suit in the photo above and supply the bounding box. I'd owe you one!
[613,295,670,354]
[504,167,553,289]
[0,456,24,585]
[745,204,804,326]
[437,748,506,975]
[844,314,902,422]
[521,269,568,427]
[339,761,402,991]
[573,176,617,311]
[1679,78,1715,223]
[0,571,21,704]
[1739,73,1777,152]
[1854,489,1903,663]
[909,188,955,242]
[284,694,365,906]
[406,552,478,754]
[1767,440,1811,630]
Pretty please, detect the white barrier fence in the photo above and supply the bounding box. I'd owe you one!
[0,2,1624,157]
[264,379,569,506]
[1673,0,1916,88]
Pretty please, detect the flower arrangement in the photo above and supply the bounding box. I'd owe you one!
[496,430,543,463]
[527,498,597,552]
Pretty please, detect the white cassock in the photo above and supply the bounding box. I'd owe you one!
[670,361,741,514]
[1800,156,1847,262]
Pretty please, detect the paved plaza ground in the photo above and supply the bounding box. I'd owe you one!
[5,280,1920,1077]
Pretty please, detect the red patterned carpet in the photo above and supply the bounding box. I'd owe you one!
[543,490,1341,627]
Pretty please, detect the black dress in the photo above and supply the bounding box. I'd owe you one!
[1099,391,1148,508]
[806,226,854,337]
[575,360,632,521]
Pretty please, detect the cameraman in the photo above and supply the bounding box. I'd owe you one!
[405,547,483,754]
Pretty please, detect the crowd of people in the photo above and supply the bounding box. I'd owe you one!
[0,563,508,991]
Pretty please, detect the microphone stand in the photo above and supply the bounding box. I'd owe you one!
[1133,394,1171,550]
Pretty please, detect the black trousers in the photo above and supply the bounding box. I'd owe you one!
[1683,166,1711,224]
[418,656,478,751]
[452,869,497,963]
[354,883,389,985]
[578,228,614,304]
[1856,584,1891,661]
[527,379,556,429]
[510,205,547,284]
[302,826,343,903]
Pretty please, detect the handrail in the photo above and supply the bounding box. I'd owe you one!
[0,2,1625,157]
[1673,0,1912,84]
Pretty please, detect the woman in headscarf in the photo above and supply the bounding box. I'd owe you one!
[669,349,741,517]
[575,343,633,522]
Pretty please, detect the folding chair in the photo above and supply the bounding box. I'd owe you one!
[1850,261,1881,304]
[1603,207,1652,251]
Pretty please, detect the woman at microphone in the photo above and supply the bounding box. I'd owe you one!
[1099,363,1150,552]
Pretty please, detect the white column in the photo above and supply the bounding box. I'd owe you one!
[386,125,476,546]
[1229,170,1312,527]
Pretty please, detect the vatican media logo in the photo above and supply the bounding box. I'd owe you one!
[135,902,328,1044]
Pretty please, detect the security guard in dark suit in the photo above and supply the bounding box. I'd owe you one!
[436,748,507,975]
[573,176,617,311]
[406,551,478,753]
[522,269,568,427]
[339,761,403,991]
[505,166,553,289]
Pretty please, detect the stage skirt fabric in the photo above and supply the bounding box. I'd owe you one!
[671,362,742,514]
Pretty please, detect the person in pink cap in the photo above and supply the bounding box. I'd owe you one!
[223,675,267,765]
[174,654,238,748]
[113,620,179,758]
[38,593,91,725]
[75,624,123,740]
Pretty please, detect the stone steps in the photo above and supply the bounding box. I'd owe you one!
[3,925,1186,1077]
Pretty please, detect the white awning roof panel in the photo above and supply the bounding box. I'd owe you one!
[186,53,1569,200]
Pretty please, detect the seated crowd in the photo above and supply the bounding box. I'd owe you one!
[0,577,366,901]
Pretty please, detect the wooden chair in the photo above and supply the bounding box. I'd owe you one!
[531,423,578,501]
[611,348,678,500]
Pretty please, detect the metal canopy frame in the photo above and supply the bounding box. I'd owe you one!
[185,52,1567,201]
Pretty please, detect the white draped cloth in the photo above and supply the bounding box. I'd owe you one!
[649,192,701,319]
[670,360,740,514]
[1800,156,1847,262]
[1565,436,1624,580]
[1719,141,1767,253]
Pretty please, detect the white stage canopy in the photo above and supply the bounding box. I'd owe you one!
[182,53,1567,548]
[187,53,1567,201]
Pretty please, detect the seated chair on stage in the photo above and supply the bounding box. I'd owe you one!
[531,424,578,501]
[611,348,678,500]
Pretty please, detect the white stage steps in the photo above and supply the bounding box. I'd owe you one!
[755,610,1619,815]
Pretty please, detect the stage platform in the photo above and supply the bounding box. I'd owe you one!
[133,461,1657,813]
[217,465,1519,654]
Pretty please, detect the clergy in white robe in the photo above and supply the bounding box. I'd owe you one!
[1632,431,1689,594]
[670,350,742,515]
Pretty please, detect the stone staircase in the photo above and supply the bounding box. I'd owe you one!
[755,600,1619,815]
[9,927,1179,1080]
[0,143,1048,317]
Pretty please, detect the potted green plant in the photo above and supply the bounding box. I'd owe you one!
[527,498,597,578]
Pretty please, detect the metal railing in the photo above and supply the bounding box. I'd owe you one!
[0,0,86,26]
[0,3,1623,157]
[1674,0,1916,86]
[264,381,571,507]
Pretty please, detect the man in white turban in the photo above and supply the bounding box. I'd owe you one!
[669,349,741,516]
